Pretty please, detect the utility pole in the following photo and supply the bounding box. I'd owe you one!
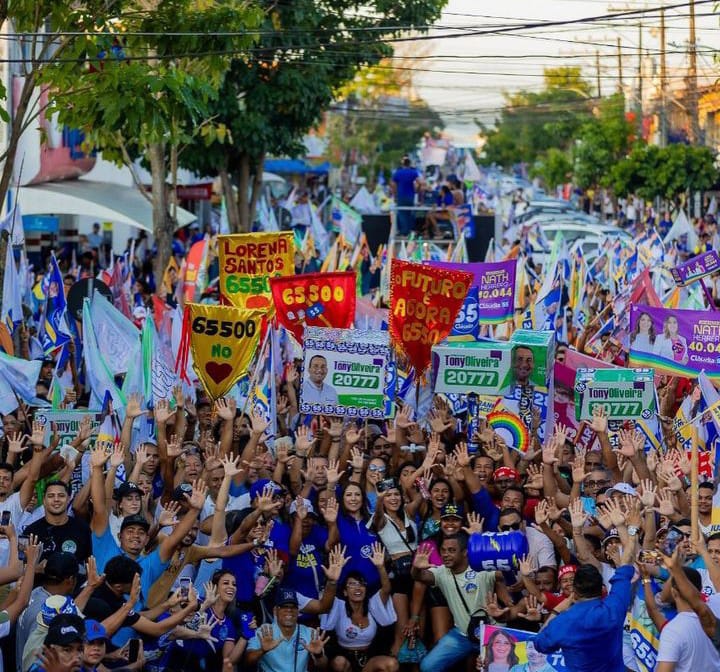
[688,0,700,143]
[596,50,602,98]
[659,5,667,147]
[617,37,624,93]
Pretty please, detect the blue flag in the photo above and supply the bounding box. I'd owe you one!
[39,254,70,354]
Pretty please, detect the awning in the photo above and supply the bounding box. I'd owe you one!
[16,179,197,233]
[264,159,330,175]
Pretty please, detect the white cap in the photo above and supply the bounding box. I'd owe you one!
[606,482,638,497]
[289,498,316,517]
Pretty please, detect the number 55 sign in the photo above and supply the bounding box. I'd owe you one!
[180,303,266,399]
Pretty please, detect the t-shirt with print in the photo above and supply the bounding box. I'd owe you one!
[430,565,496,633]
[286,525,328,599]
[657,611,720,672]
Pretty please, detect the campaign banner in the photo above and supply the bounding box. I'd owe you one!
[477,624,567,671]
[270,272,356,345]
[629,305,720,380]
[300,326,390,419]
[389,259,472,375]
[432,341,513,395]
[218,231,294,311]
[431,260,516,324]
[671,248,720,287]
[182,303,265,400]
[449,286,479,340]
[34,409,104,446]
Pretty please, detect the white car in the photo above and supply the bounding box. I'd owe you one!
[529,222,633,266]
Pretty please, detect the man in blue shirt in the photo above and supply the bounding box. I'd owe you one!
[246,589,329,672]
[392,157,420,236]
[532,515,638,672]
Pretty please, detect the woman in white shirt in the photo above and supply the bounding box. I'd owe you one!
[371,480,421,654]
[321,542,398,672]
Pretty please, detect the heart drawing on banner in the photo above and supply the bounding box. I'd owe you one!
[205,361,232,384]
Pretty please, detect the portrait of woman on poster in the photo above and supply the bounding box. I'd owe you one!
[653,315,688,364]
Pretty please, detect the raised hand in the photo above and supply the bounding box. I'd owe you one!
[159,501,181,528]
[215,398,234,421]
[571,455,586,483]
[485,592,510,620]
[524,463,544,490]
[545,497,564,523]
[322,497,338,524]
[154,399,176,425]
[90,444,109,469]
[258,624,281,652]
[518,554,535,578]
[77,415,95,443]
[187,479,209,510]
[568,498,587,529]
[617,428,643,459]
[534,499,550,527]
[653,488,677,518]
[28,420,45,447]
[462,512,484,535]
[603,498,626,528]
[221,453,243,478]
[638,479,656,509]
[369,541,385,568]
[322,544,349,582]
[395,404,413,429]
[295,425,314,456]
[345,424,361,446]
[251,409,270,436]
[590,405,608,434]
[454,442,471,468]
[125,393,145,420]
[428,409,452,433]
[542,440,559,466]
[348,447,364,473]
[265,548,285,578]
[294,496,308,521]
[7,432,27,454]
[326,418,343,439]
[325,458,345,486]
[166,435,183,459]
[201,581,219,611]
[109,443,125,469]
[517,594,543,621]
[303,629,330,656]
[412,544,432,570]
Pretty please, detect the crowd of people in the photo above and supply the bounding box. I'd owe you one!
[2,172,720,672]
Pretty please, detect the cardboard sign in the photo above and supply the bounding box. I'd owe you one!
[389,259,472,375]
[184,303,265,400]
[35,410,104,446]
[270,271,356,344]
[218,231,294,311]
[575,368,656,421]
[509,329,555,388]
[300,326,390,419]
[671,248,720,286]
[432,341,513,395]
[448,286,479,341]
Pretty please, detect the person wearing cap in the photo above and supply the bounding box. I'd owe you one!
[107,481,145,544]
[27,613,85,672]
[492,467,521,497]
[25,480,92,566]
[89,444,210,606]
[16,552,107,668]
[518,559,576,615]
[247,588,329,672]
[287,496,329,600]
[80,620,113,672]
[83,555,200,649]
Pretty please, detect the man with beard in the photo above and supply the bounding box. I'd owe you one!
[25,481,92,566]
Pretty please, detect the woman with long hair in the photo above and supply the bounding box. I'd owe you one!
[321,543,398,672]
[483,629,519,672]
[653,315,688,364]
[165,570,246,672]
[326,483,381,590]
[629,312,656,352]
[371,480,421,653]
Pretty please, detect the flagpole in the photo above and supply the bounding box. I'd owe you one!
[241,324,272,418]
[691,419,700,541]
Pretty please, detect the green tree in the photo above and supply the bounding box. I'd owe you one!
[573,93,634,190]
[41,0,262,283]
[478,67,593,169]
[530,148,573,191]
[180,0,448,232]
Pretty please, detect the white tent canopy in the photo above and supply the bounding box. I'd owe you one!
[16,179,197,232]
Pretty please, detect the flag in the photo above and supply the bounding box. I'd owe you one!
[39,254,70,354]
[1,242,22,331]
[82,298,125,411]
[664,210,698,251]
[331,198,363,247]
[0,350,50,414]
[89,290,140,376]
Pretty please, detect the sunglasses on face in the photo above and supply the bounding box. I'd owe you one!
[586,480,609,487]
[368,465,386,473]
[499,522,522,532]
[346,580,366,588]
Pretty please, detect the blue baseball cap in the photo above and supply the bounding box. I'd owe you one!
[85,620,108,643]
[249,479,283,501]
[277,588,298,607]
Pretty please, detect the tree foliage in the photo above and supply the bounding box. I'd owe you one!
[179,0,448,232]
[609,143,718,200]
[39,0,263,282]
[478,67,594,169]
